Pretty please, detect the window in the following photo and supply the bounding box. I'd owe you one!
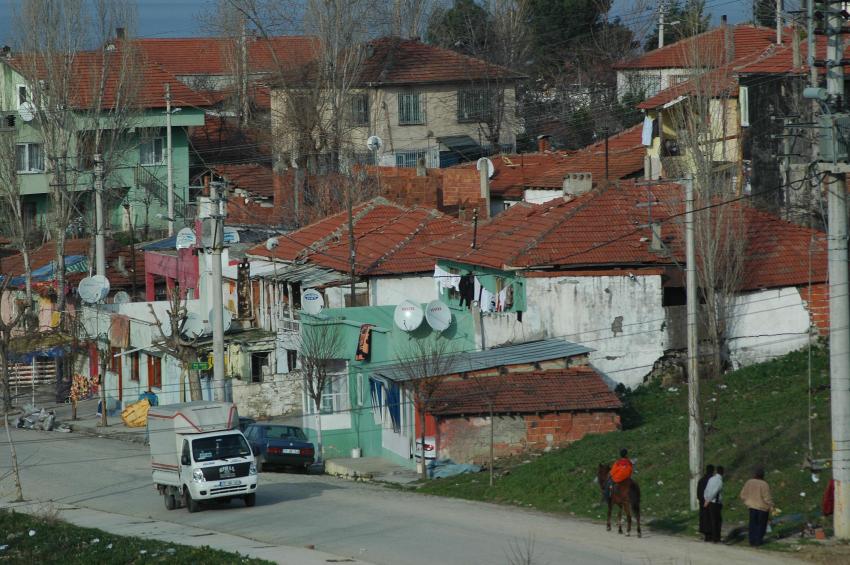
[250,351,270,383]
[16,143,44,172]
[17,84,28,107]
[286,349,298,372]
[148,355,162,390]
[130,351,140,382]
[139,136,164,165]
[398,91,424,125]
[457,88,492,122]
[394,149,428,168]
[320,375,348,414]
[110,347,122,377]
[350,93,369,126]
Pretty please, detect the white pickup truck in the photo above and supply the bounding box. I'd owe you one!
[148,401,258,512]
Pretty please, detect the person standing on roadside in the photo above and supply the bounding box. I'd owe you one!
[697,464,715,540]
[703,465,725,543]
[740,467,774,547]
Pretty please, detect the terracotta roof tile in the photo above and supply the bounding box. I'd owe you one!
[211,163,274,199]
[430,368,622,416]
[189,115,271,166]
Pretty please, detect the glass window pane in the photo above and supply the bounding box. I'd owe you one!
[29,144,43,171]
[16,144,26,171]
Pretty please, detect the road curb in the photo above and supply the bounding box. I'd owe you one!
[68,422,147,445]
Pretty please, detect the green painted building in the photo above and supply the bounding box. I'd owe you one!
[299,304,476,468]
[0,47,207,237]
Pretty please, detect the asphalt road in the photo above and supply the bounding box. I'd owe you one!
[1,428,803,565]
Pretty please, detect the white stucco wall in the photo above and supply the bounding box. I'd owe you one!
[726,287,812,368]
[482,274,669,388]
[370,275,437,306]
[616,68,692,100]
[524,189,564,205]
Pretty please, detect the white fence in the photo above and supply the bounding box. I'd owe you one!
[10,360,56,387]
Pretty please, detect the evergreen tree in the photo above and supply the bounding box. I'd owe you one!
[644,0,710,52]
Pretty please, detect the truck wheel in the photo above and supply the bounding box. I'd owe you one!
[184,489,200,513]
[164,493,177,510]
[244,493,256,507]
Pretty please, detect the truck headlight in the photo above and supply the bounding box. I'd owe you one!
[192,468,205,483]
[249,463,257,476]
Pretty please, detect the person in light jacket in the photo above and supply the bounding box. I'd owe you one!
[702,465,725,543]
[739,467,774,547]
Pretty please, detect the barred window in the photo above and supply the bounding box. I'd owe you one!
[398,91,424,125]
[350,93,369,126]
[457,88,492,122]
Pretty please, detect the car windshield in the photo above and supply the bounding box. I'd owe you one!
[263,425,308,441]
[192,433,252,462]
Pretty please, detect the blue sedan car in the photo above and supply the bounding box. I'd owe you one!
[244,424,315,472]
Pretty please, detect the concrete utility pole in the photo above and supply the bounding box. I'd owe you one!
[824,1,850,539]
[684,174,702,511]
[658,1,665,50]
[94,153,106,277]
[165,83,174,237]
[210,181,226,401]
[776,0,783,44]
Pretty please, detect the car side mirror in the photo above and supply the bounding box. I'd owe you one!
[181,455,189,465]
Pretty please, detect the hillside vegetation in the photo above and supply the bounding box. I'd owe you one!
[420,347,833,541]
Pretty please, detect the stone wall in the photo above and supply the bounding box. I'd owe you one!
[231,371,300,419]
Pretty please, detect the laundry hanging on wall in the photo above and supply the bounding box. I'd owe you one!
[355,324,373,361]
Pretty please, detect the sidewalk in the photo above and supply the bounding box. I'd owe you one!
[52,398,148,445]
[2,501,372,565]
[324,457,420,485]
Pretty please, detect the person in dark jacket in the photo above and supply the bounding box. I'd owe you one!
[697,464,715,540]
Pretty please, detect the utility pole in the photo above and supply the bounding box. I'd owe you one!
[776,0,783,44]
[240,17,250,128]
[684,174,702,511]
[210,181,226,402]
[604,127,610,181]
[94,153,106,277]
[658,1,665,50]
[347,181,356,305]
[165,83,174,237]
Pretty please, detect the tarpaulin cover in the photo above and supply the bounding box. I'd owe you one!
[428,459,481,479]
[10,345,67,363]
[4,255,87,287]
[386,381,401,433]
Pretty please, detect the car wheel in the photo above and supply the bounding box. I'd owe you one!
[164,493,177,510]
[244,493,256,507]
[184,489,200,513]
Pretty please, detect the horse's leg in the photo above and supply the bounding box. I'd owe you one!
[617,504,623,534]
[625,503,632,537]
[606,500,612,531]
[635,504,641,538]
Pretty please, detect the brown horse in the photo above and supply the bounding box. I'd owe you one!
[597,463,641,538]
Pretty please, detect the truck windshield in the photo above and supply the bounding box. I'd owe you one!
[192,434,252,462]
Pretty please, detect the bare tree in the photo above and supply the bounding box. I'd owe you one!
[298,318,345,463]
[394,336,455,480]
[149,287,204,402]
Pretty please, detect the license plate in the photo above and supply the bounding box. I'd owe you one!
[218,479,241,487]
[283,448,300,454]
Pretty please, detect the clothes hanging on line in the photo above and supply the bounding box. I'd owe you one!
[479,287,496,312]
[458,274,475,308]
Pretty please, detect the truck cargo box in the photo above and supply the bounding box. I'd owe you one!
[149,402,239,471]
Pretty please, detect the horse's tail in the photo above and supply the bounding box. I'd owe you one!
[630,481,641,513]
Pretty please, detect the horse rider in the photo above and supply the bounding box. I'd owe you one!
[607,448,634,498]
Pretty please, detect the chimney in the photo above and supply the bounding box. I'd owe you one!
[478,158,491,217]
[1,46,11,59]
[723,16,734,64]
[116,27,125,40]
[562,173,593,196]
[416,156,426,177]
[537,134,551,153]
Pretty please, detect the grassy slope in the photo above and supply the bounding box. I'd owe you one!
[420,347,833,537]
[0,510,272,564]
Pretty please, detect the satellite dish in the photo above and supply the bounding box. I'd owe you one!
[78,275,110,304]
[175,227,196,250]
[223,226,240,245]
[301,288,324,315]
[204,308,233,335]
[265,237,280,251]
[425,300,452,332]
[476,157,495,179]
[394,300,424,332]
[113,291,131,305]
[181,311,207,338]
[366,135,383,152]
[18,102,35,122]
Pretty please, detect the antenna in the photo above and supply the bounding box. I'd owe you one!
[78,275,110,304]
[366,135,383,152]
[394,300,424,332]
[425,300,452,332]
[113,291,131,305]
[301,288,324,315]
[476,157,495,179]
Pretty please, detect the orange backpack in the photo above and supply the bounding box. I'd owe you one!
[610,458,633,483]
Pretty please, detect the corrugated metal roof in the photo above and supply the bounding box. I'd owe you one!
[256,261,348,287]
[375,338,593,382]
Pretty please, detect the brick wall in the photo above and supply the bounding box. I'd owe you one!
[798,282,829,336]
[435,410,621,465]
[364,166,486,216]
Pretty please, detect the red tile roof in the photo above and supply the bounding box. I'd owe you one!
[424,180,827,291]
[135,36,320,76]
[211,163,274,199]
[188,115,271,166]
[356,37,524,85]
[247,198,468,275]
[430,368,622,416]
[615,25,778,70]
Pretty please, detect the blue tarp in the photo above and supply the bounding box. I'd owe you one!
[142,235,177,251]
[10,346,67,363]
[428,459,481,479]
[3,255,87,287]
[386,381,401,433]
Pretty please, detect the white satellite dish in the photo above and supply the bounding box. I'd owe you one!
[366,135,383,152]
[265,237,280,251]
[476,157,495,179]
[301,288,324,315]
[223,226,240,245]
[175,227,196,250]
[425,300,452,332]
[203,308,233,335]
[18,102,35,122]
[78,275,110,304]
[181,311,207,339]
[113,291,131,305]
[394,300,424,332]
